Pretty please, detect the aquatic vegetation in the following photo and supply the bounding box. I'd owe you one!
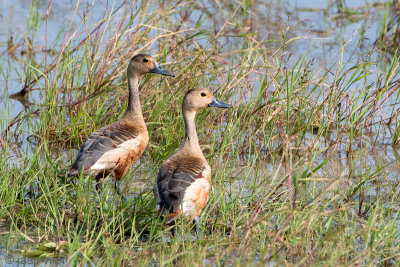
[1,0,400,265]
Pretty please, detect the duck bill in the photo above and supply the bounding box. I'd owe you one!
[208,97,232,108]
[150,63,175,77]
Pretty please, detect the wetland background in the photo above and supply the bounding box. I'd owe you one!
[1,0,400,265]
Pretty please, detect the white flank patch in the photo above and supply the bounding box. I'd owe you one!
[90,138,141,171]
[182,178,210,217]
[201,168,211,180]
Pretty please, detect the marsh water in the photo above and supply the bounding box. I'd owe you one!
[1,0,400,265]
[0,0,392,119]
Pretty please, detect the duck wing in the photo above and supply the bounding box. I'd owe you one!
[68,121,139,176]
[155,157,206,221]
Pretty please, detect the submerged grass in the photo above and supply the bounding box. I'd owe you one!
[1,0,400,265]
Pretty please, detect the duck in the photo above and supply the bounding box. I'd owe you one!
[154,88,231,234]
[68,54,175,193]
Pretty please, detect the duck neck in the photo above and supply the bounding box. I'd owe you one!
[124,74,145,126]
[181,109,202,155]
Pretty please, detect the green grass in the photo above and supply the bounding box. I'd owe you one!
[1,0,400,265]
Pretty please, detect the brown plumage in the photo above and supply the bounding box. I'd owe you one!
[68,54,174,189]
[154,88,232,229]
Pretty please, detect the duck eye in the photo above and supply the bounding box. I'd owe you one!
[143,58,149,63]
[201,92,207,97]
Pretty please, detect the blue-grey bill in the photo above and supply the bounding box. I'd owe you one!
[151,64,175,77]
[208,97,232,108]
